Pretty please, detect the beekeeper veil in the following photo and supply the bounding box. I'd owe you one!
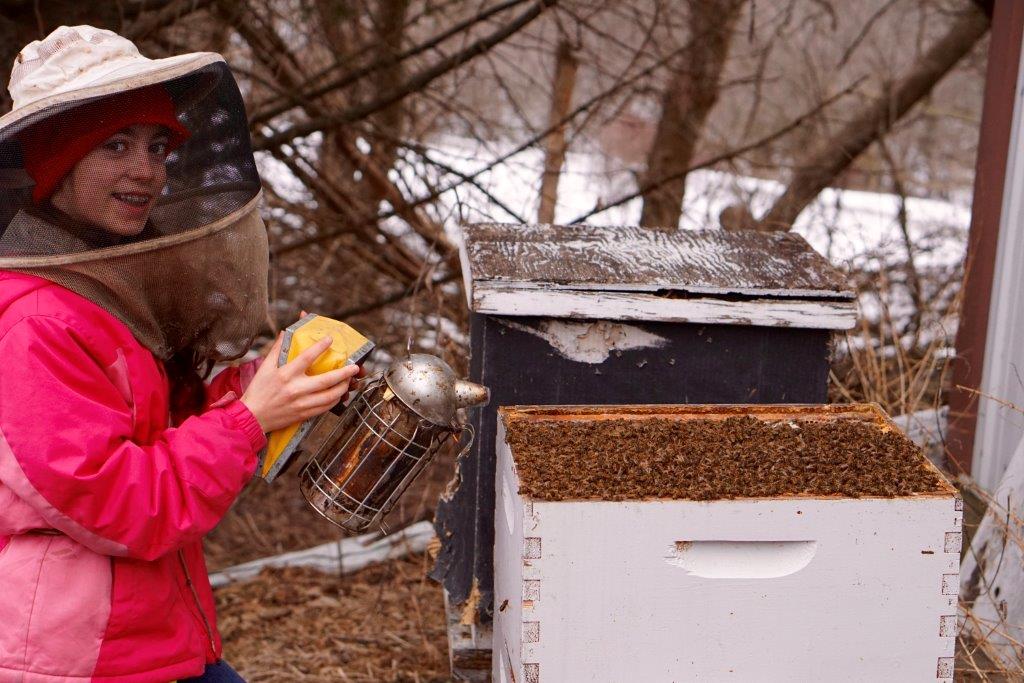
[0,25,268,362]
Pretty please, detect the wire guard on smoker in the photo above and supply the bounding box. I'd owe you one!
[299,355,487,533]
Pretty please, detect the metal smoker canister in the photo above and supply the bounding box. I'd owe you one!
[299,354,489,532]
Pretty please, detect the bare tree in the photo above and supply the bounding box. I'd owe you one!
[537,40,579,224]
[756,3,988,231]
[638,0,745,230]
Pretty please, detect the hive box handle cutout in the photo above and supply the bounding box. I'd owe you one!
[665,540,817,579]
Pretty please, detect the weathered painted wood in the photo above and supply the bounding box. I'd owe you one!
[961,436,1024,667]
[495,410,962,683]
[472,285,855,329]
[460,222,853,297]
[443,589,493,682]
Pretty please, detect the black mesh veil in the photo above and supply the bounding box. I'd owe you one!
[0,59,269,361]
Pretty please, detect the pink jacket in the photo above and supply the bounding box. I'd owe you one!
[0,272,267,682]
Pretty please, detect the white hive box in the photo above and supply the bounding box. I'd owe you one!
[493,405,962,683]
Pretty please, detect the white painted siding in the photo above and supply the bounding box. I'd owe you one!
[975,33,1024,490]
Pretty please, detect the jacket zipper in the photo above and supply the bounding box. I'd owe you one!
[177,549,218,657]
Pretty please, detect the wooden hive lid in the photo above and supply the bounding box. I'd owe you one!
[459,223,856,330]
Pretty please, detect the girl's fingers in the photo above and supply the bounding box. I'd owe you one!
[293,364,359,392]
[285,336,334,376]
[271,331,285,357]
[297,383,352,413]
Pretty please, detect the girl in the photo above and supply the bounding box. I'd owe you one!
[0,25,354,682]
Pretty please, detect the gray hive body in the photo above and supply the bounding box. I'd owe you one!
[432,222,857,643]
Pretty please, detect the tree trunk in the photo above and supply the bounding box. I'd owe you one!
[638,0,744,231]
[367,0,411,176]
[756,5,989,231]
[317,0,410,213]
[537,40,578,225]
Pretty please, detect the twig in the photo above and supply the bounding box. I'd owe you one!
[123,0,215,41]
[568,75,866,224]
[957,385,1024,416]
[254,0,559,152]
[331,273,460,320]
[249,0,535,125]
[836,0,901,69]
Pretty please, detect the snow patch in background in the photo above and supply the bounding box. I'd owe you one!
[257,134,970,345]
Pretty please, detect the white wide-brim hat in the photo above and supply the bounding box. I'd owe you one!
[0,25,224,138]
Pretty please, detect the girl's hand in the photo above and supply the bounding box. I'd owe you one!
[240,333,359,433]
[296,309,369,388]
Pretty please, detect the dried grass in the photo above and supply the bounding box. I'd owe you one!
[205,441,458,679]
[956,476,1024,682]
[215,552,449,682]
[827,301,953,417]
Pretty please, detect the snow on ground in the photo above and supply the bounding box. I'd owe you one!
[394,135,970,271]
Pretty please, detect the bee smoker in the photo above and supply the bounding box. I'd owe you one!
[298,354,489,532]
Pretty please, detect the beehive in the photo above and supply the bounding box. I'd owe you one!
[493,404,961,683]
[434,222,857,643]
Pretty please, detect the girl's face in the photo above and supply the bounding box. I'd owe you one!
[51,124,170,236]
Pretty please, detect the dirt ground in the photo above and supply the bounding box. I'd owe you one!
[205,446,457,680]
[215,553,450,682]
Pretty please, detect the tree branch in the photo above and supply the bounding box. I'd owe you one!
[331,272,460,320]
[756,5,989,231]
[248,0,533,126]
[392,140,528,223]
[876,135,923,340]
[273,39,690,256]
[253,0,558,152]
[568,76,867,224]
[123,0,215,42]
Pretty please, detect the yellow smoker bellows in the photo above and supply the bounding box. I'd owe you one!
[260,314,374,482]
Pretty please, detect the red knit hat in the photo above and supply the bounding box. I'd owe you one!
[18,84,190,203]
